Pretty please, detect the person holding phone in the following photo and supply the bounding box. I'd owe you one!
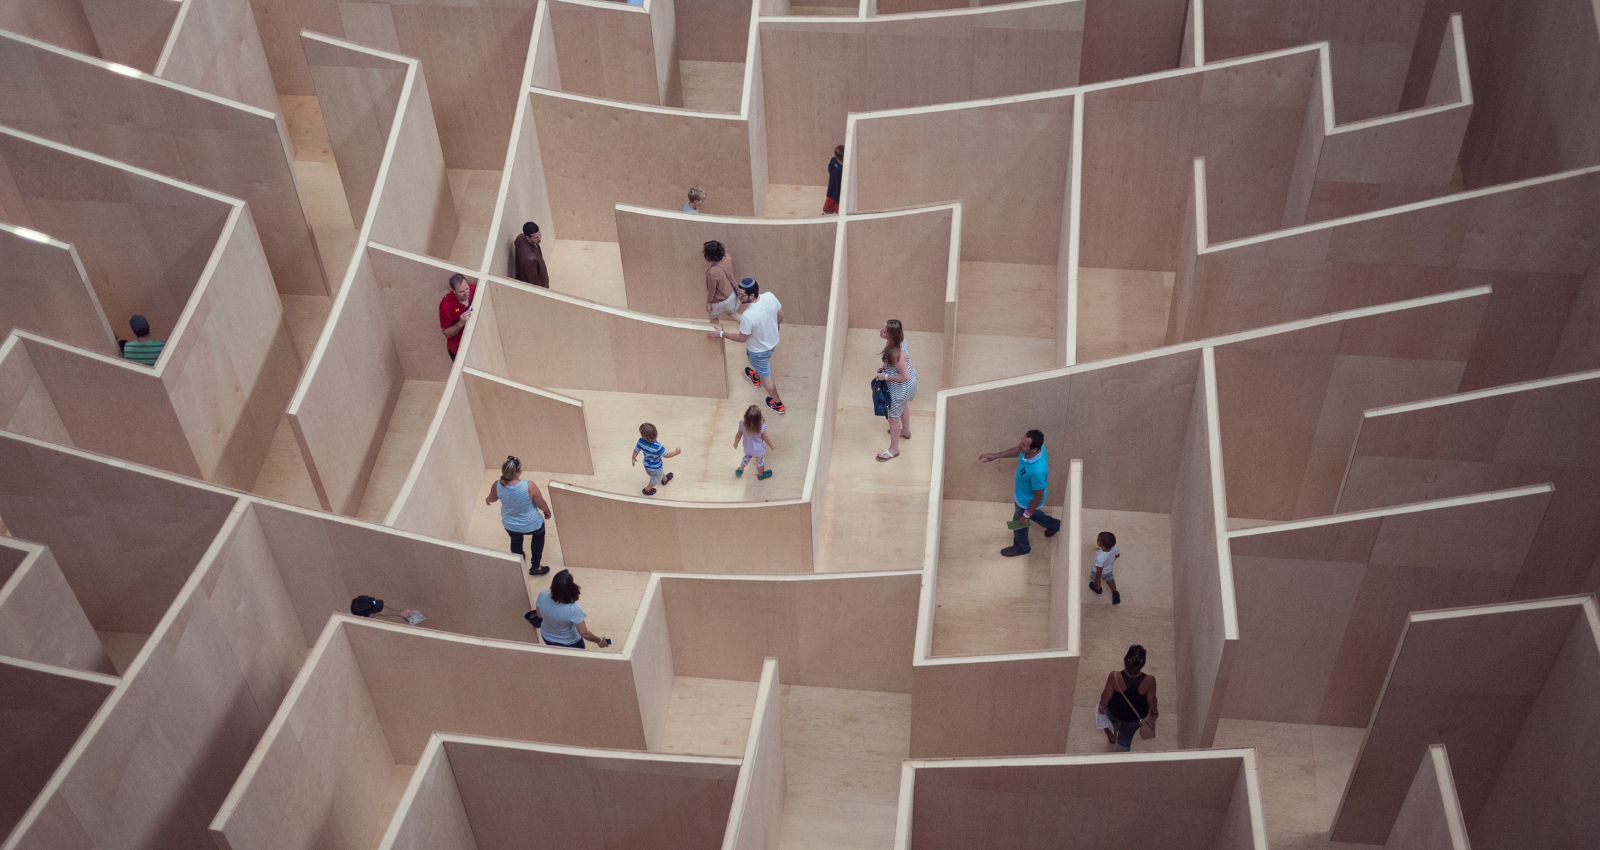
[439,273,476,361]
[533,570,611,649]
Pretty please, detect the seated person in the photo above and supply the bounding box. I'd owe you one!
[121,315,165,366]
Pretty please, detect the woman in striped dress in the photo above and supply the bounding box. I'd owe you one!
[876,319,917,461]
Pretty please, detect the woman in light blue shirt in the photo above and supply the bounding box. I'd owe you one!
[485,456,552,576]
[534,570,611,649]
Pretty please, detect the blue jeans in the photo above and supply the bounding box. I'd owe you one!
[746,346,774,378]
[1011,505,1061,553]
[1112,718,1139,751]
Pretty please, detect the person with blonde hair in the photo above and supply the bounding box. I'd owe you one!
[633,422,681,496]
[485,455,551,575]
[733,404,775,479]
[875,318,917,461]
[684,186,706,213]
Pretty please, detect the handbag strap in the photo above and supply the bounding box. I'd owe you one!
[1113,672,1147,722]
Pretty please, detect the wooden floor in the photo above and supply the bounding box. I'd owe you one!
[778,685,909,850]
[357,380,447,522]
[446,168,502,268]
[955,260,1059,384]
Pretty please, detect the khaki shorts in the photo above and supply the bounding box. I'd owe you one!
[709,291,739,318]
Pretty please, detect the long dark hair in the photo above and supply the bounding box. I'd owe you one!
[549,569,581,604]
[880,319,904,370]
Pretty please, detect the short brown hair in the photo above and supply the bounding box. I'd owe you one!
[448,273,468,290]
[639,422,658,442]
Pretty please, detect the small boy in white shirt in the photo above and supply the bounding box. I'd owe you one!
[1089,531,1121,605]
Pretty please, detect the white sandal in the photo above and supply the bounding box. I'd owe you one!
[876,451,898,462]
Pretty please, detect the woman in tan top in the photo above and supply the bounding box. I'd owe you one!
[704,240,738,329]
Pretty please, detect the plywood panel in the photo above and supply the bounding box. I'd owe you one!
[0,225,116,354]
[725,658,783,850]
[0,124,234,340]
[1174,167,1600,392]
[463,369,593,474]
[303,32,410,228]
[366,247,468,382]
[660,572,919,692]
[0,340,73,447]
[941,349,1201,512]
[0,540,114,673]
[551,483,813,574]
[1224,486,1551,728]
[615,206,836,324]
[675,0,750,62]
[1079,49,1318,271]
[489,278,730,398]
[387,4,539,170]
[1202,0,1426,122]
[211,623,396,850]
[342,620,650,761]
[159,210,301,488]
[1169,349,1234,749]
[1331,598,1587,844]
[369,58,459,258]
[77,0,178,72]
[380,739,478,850]
[0,31,325,296]
[845,207,952,332]
[0,433,238,635]
[1469,602,1600,850]
[156,0,284,122]
[1385,746,1470,850]
[909,653,1078,758]
[1338,370,1600,600]
[441,736,738,850]
[852,93,1073,264]
[0,658,116,837]
[1077,0,1187,84]
[908,751,1257,850]
[529,89,758,241]
[20,577,282,850]
[385,375,484,543]
[760,2,1083,184]
[628,581,675,752]
[250,501,532,645]
[549,0,664,105]
[0,0,99,56]
[288,250,405,514]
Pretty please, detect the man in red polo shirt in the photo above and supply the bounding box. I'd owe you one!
[439,273,476,361]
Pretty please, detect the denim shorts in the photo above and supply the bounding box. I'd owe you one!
[746,346,774,378]
[648,467,664,485]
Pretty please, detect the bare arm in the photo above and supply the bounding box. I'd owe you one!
[485,479,500,505]
[979,446,1023,463]
[665,448,681,458]
[1098,671,1116,708]
[711,327,752,342]
[631,448,640,466]
[528,480,552,519]
[1025,487,1045,515]
[1144,677,1158,718]
[576,620,610,647]
[877,349,910,382]
[762,430,776,450]
[776,308,785,327]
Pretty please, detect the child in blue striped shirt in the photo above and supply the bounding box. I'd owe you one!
[632,422,681,496]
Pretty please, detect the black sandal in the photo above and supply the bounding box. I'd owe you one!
[662,472,674,485]
[642,487,656,496]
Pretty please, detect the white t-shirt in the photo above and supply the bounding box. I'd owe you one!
[739,293,782,353]
[1094,544,1120,576]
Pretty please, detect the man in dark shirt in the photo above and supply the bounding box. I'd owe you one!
[823,144,843,214]
[513,221,550,288]
[439,273,476,361]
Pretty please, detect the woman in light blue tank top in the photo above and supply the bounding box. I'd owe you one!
[485,456,551,576]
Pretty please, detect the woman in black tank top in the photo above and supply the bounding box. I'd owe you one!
[1098,644,1159,752]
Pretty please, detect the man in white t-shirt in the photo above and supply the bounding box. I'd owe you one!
[1089,530,1122,604]
[708,277,787,414]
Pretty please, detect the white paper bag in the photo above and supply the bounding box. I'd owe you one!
[1094,703,1110,730]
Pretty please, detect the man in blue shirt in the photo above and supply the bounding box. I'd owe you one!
[979,428,1060,556]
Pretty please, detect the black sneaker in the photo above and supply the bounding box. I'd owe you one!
[744,367,762,387]
[1001,546,1028,557]
[1112,590,1121,605]
[529,565,550,576]
[1088,581,1102,595]
[1044,526,1059,538]
[766,397,786,415]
